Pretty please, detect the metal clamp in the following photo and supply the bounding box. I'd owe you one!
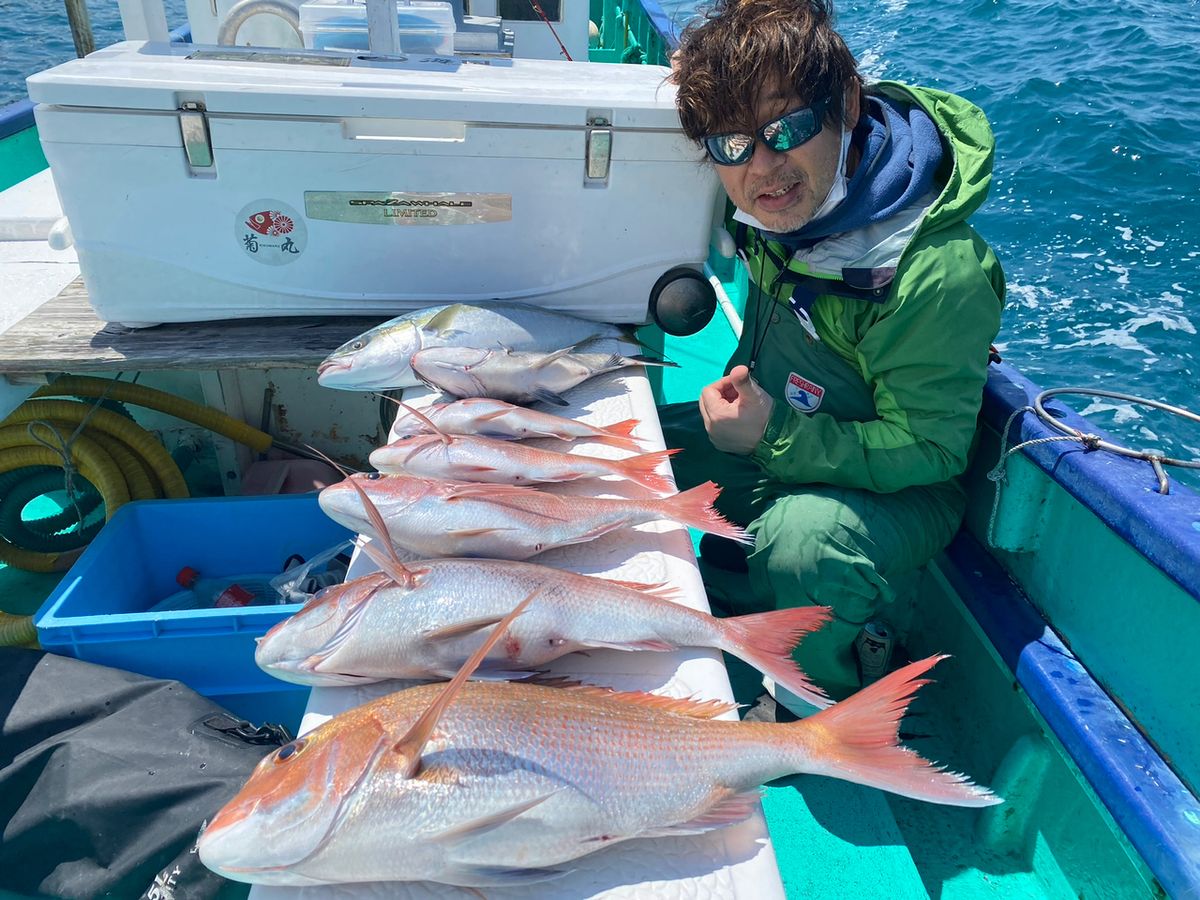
[585,114,612,183]
[178,101,214,172]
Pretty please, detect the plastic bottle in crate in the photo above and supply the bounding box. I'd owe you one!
[148,566,282,612]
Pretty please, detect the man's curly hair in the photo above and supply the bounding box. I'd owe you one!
[673,0,861,142]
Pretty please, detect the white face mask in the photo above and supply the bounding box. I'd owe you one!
[807,119,854,223]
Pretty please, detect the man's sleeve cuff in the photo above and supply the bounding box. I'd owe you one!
[752,401,794,463]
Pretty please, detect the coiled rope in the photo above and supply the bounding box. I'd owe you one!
[987,388,1200,548]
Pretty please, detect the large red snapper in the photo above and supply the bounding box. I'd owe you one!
[199,653,998,887]
[317,473,751,559]
[254,552,833,709]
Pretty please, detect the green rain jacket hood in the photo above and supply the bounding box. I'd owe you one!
[734,81,1006,494]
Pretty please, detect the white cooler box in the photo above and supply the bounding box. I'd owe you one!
[27,42,718,326]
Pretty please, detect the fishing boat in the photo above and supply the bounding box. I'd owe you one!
[0,2,1197,898]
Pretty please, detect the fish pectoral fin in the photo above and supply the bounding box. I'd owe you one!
[423,305,469,335]
[421,615,508,642]
[449,864,572,887]
[638,790,763,836]
[445,526,516,538]
[532,343,584,368]
[475,407,516,421]
[451,666,538,682]
[446,482,529,499]
[580,638,677,652]
[432,792,559,845]
[532,388,570,407]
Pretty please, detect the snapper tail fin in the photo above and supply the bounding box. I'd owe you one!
[591,418,647,451]
[657,481,753,545]
[611,449,680,494]
[794,655,1001,807]
[718,606,834,710]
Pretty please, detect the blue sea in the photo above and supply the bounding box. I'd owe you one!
[2,0,1198,483]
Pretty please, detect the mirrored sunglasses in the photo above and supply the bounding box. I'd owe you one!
[703,97,832,166]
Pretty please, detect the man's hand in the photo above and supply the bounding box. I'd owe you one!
[699,365,775,455]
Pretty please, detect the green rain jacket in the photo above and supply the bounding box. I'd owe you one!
[734,82,1005,494]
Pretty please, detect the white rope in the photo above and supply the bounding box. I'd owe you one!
[984,406,1095,549]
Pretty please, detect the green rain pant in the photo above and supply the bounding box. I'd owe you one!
[660,402,965,701]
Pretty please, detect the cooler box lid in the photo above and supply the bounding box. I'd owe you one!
[26,41,684,130]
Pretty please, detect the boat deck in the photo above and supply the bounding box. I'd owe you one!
[0,276,390,374]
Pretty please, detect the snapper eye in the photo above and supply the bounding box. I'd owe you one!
[275,738,307,763]
[366,472,383,480]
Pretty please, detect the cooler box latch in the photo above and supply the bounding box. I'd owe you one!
[179,101,215,172]
[585,113,612,184]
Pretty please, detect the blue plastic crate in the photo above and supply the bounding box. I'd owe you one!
[35,494,353,703]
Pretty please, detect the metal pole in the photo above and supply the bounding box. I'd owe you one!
[64,0,96,57]
[365,0,400,55]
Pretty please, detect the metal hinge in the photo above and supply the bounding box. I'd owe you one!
[179,101,214,172]
[585,113,611,184]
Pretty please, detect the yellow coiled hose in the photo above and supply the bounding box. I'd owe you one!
[0,611,38,647]
[0,376,278,644]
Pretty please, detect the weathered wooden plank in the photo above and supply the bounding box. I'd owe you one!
[0,278,391,374]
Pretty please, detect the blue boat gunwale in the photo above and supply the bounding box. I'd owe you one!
[941,532,1200,900]
[981,362,1200,604]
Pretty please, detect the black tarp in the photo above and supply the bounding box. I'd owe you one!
[0,649,291,899]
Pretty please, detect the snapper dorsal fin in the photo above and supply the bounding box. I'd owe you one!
[528,676,736,719]
[392,590,539,778]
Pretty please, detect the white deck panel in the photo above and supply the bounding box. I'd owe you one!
[0,169,77,334]
[252,370,786,900]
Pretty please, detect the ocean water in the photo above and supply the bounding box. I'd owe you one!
[2,0,1198,483]
[0,0,190,105]
[832,0,1200,488]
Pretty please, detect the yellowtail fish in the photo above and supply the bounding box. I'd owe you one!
[369,431,678,494]
[201,624,999,887]
[317,473,751,559]
[410,339,676,407]
[317,302,641,391]
[254,544,832,709]
[389,397,646,451]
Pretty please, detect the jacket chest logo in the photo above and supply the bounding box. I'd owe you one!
[785,372,825,413]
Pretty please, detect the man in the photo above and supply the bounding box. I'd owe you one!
[663,0,1005,710]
